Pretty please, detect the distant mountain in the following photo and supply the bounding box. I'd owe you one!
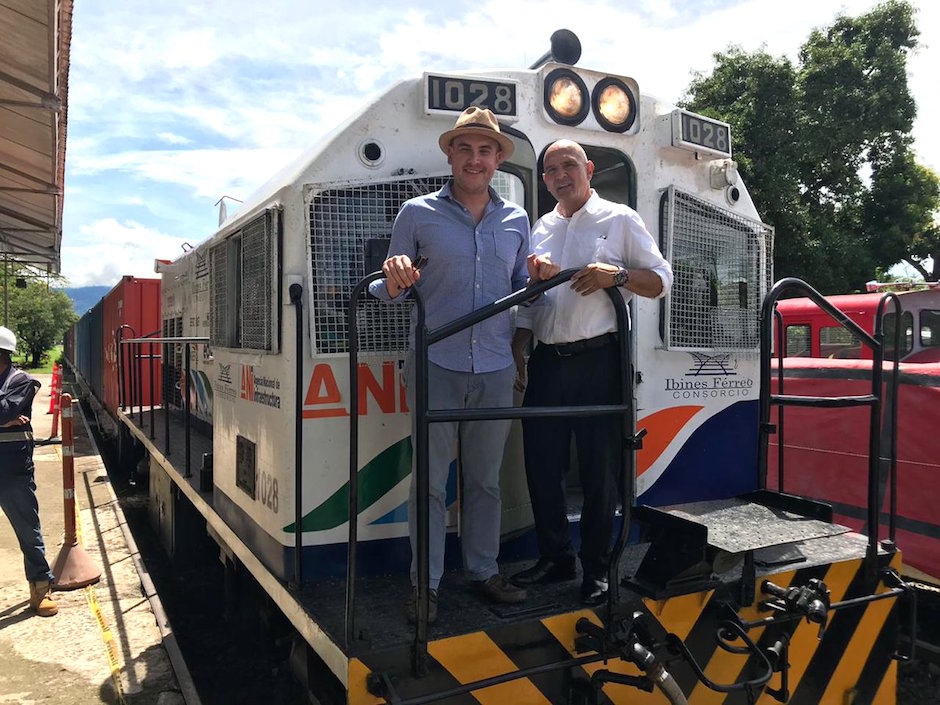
[62,286,110,316]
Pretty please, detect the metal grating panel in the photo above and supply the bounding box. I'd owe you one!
[663,189,772,350]
[209,243,229,346]
[240,212,273,351]
[161,317,183,411]
[309,176,450,355]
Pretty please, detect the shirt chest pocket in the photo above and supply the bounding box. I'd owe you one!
[480,229,518,294]
[481,230,518,268]
[591,228,621,265]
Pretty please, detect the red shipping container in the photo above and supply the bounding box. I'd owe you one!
[101,277,162,416]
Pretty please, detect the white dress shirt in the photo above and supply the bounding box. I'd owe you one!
[516,190,673,344]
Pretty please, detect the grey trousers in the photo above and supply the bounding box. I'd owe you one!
[405,352,513,590]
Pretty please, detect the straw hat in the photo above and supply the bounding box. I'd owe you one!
[438,107,515,158]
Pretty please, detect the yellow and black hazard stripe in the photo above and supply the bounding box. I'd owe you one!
[349,552,902,705]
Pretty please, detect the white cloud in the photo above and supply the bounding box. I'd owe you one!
[62,219,189,287]
[61,0,940,288]
[156,132,193,145]
[69,147,300,200]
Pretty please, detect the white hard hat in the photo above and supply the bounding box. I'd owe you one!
[0,326,16,353]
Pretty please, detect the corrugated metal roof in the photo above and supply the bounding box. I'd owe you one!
[0,0,72,273]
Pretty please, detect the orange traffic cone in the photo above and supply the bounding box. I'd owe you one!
[47,363,59,412]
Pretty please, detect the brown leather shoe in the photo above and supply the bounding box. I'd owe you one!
[473,574,527,604]
[29,580,58,617]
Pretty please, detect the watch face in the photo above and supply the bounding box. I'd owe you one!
[614,268,628,286]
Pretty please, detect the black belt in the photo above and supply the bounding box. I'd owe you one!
[541,333,617,357]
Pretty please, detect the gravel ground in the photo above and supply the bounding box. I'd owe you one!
[898,660,940,703]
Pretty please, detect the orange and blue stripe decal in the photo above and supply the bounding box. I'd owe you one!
[636,405,703,477]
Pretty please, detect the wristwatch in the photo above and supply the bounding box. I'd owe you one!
[613,267,630,287]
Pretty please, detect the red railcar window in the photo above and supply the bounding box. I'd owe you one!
[921,309,939,348]
[784,324,811,357]
[820,326,862,359]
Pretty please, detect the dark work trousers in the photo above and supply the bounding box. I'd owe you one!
[0,440,54,583]
[521,339,623,579]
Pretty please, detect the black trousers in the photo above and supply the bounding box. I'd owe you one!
[521,340,622,579]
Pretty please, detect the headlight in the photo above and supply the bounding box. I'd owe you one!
[592,78,636,132]
[544,69,588,126]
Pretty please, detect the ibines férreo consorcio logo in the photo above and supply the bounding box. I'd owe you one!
[662,353,754,400]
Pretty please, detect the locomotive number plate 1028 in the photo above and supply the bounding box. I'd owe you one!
[425,73,518,119]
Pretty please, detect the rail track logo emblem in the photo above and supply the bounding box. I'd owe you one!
[685,352,737,376]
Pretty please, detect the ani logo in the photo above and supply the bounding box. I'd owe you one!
[686,352,736,376]
[240,365,254,400]
[218,363,232,384]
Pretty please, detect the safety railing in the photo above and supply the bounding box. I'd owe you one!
[346,269,640,680]
[119,334,210,480]
[758,277,901,572]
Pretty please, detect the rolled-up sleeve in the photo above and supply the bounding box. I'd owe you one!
[368,205,417,303]
[623,210,672,299]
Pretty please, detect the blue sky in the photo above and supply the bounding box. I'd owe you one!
[60,0,939,286]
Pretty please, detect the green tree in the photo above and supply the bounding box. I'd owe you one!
[682,0,938,291]
[6,267,77,368]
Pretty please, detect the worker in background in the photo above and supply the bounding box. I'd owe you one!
[0,326,57,617]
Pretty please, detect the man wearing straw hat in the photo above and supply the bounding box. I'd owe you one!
[0,326,57,617]
[371,107,531,622]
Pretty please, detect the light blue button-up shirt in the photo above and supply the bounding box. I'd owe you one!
[369,181,530,373]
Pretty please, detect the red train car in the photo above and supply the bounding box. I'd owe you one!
[67,276,163,419]
[771,286,940,582]
[775,286,939,362]
[768,359,940,581]
[102,276,162,415]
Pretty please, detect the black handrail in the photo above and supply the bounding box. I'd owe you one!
[116,324,136,411]
[774,308,784,493]
[759,278,901,569]
[874,293,902,544]
[148,340,156,440]
[121,335,209,479]
[289,283,305,589]
[163,341,170,456]
[346,268,637,675]
[346,272,389,653]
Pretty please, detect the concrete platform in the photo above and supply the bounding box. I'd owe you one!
[0,372,187,705]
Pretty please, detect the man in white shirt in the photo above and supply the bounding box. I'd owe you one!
[511,140,673,605]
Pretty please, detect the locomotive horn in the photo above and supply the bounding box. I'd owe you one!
[528,29,581,69]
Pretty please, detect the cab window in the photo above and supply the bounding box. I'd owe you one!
[785,324,811,357]
[820,326,862,359]
[921,309,939,348]
[884,311,914,360]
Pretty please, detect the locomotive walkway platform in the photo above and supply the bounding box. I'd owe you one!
[0,373,192,705]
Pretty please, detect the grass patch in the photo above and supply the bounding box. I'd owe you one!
[13,344,62,374]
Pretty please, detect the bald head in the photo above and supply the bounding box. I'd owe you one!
[542,140,594,217]
[544,139,588,162]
